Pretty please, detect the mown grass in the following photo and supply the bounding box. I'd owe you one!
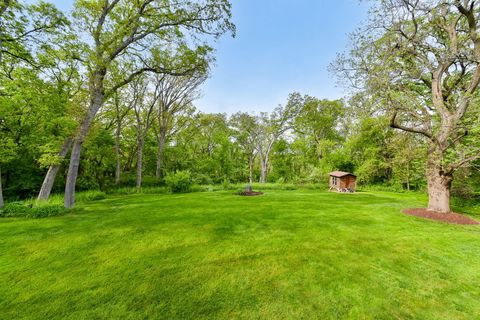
[1,189,479,319]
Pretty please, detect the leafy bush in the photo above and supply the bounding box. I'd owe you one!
[76,190,106,202]
[0,190,106,219]
[164,170,192,193]
[76,176,100,191]
[0,202,66,218]
[193,173,213,185]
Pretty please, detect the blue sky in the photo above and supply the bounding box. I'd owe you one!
[45,0,369,114]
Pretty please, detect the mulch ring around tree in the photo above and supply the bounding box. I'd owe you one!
[402,208,479,225]
[237,191,264,196]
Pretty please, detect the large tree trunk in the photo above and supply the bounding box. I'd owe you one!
[155,125,167,180]
[64,84,105,208]
[427,173,452,213]
[136,136,144,189]
[38,138,72,200]
[114,121,122,185]
[0,167,4,209]
[426,148,453,213]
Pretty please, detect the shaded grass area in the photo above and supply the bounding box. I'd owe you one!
[1,190,479,319]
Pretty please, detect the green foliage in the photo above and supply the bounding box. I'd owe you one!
[164,170,193,193]
[0,190,105,218]
[0,202,66,218]
[76,190,106,202]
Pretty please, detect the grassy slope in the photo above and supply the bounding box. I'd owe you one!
[1,190,479,319]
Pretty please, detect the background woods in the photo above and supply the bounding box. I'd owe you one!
[1,0,479,211]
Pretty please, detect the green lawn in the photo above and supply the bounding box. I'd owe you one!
[1,190,479,319]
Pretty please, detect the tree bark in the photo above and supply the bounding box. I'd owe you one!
[136,136,144,189]
[155,125,167,180]
[406,161,410,191]
[64,83,105,208]
[114,121,122,185]
[37,138,72,200]
[426,148,453,213]
[259,155,268,183]
[0,167,4,209]
[248,155,254,184]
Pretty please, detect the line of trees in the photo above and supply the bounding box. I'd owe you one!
[1,0,480,214]
[0,0,235,208]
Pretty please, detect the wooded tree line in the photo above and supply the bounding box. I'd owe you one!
[1,0,480,213]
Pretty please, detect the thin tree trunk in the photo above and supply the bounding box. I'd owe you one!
[0,167,4,209]
[406,161,410,191]
[426,148,453,213]
[259,156,268,183]
[65,85,105,208]
[248,155,254,184]
[38,138,72,200]
[115,121,122,185]
[136,136,144,189]
[155,125,167,180]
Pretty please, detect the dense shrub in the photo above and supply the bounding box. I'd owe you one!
[0,190,106,219]
[164,170,193,193]
[76,190,106,202]
[0,202,66,218]
[76,176,100,191]
[193,173,214,185]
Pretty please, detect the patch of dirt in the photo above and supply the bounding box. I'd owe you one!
[237,191,263,196]
[402,208,479,225]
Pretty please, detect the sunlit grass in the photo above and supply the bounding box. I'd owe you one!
[1,190,479,319]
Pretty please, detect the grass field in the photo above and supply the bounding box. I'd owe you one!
[1,190,480,319]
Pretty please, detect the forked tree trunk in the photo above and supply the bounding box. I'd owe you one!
[426,149,453,213]
[0,167,4,209]
[37,138,72,200]
[65,84,105,208]
[155,125,167,180]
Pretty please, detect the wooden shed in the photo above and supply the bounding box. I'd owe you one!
[329,171,356,192]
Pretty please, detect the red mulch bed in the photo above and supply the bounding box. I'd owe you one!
[402,208,479,225]
[237,191,263,196]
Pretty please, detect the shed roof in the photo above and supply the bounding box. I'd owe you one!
[329,171,356,178]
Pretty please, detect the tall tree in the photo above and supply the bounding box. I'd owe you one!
[36,34,84,200]
[256,94,300,183]
[0,136,17,208]
[230,112,259,183]
[132,76,160,189]
[64,0,234,207]
[293,95,345,167]
[334,0,480,212]
[111,90,134,185]
[154,72,206,179]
